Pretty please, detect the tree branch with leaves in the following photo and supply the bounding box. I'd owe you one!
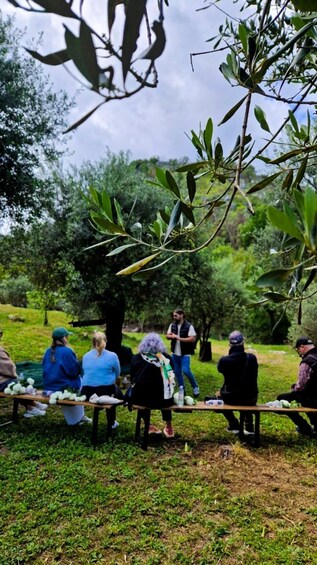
[9,0,317,315]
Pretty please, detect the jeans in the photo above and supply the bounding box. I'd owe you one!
[172,354,198,392]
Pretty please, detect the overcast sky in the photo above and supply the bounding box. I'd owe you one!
[2,0,283,169]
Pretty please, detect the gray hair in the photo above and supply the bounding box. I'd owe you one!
[138,332,167,354]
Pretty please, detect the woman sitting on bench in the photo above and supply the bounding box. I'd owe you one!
[0,329,47,418]
[42,327,91,425]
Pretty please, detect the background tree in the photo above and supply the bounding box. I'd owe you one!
[0,16,72,223]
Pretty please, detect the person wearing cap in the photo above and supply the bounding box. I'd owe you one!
[42,327,91,425]
[277,336,317,436]
[217,331,258,434]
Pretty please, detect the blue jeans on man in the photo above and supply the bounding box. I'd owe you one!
[172,354,199,394]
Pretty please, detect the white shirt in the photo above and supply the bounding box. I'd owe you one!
[167,323,196,356]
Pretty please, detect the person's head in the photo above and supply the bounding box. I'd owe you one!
[51,327,73,348]
[50,328,72,362]
[172,308,185,323]
[138,332,167,355]
[229,330,245,347]
[92,331,106,356]
[295,336,314,357]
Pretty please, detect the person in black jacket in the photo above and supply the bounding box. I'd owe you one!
[129,333,176,439]
[217,331,258,435]
[277,336,317,437]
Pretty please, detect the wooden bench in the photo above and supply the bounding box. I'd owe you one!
[133,401,317,450]
[0,392,124,448]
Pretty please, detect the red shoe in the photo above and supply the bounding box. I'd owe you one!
[163,425,175,439]
[148,424,162,435]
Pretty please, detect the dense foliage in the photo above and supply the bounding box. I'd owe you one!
[0,16,72,222]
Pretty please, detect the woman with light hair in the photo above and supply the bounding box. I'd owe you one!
[129,332,175,438]
[81,332,122,429]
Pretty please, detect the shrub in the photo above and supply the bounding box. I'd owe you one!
[0,276,33,307]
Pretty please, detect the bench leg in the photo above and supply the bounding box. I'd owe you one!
[238,412,245,440]
[254,412,260,448]
[141,409,151,451]
[92,408,100,448]
[105,407,114,439]
[135,410,142,442]
[12,398,19,423]
[238,410,260,447]
[135,409,151,450]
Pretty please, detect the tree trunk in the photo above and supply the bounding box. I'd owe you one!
[199,340,212,361]
[97,301,125,357]
[43,308,48,326]
[199,317,212,361]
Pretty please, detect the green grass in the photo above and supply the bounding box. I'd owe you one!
[1,305,317,564]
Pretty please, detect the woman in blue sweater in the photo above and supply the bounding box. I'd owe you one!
[43,327,91,425]
[82,332,122,428]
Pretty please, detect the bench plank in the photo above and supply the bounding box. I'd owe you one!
[0,392,123,447]
[132,402,317,450]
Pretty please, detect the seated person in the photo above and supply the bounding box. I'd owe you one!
[129,332,175,439]
[0,329,47,417]
[277,336,317,437]
[42,327,91,425]
[81,331,122,430]
[217,331,258,435]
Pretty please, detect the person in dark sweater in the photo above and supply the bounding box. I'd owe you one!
[129,333,175,439]
[277,336,317,437]
[217,331,258,435]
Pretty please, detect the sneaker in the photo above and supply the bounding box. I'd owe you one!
[148,424,162,435]
[163,425,175,439]
[244,429,255,436]
[79,415,92,425]
[34,401,48,411]
[296,426,313,437]
[193,387,200,398]
[24,406,46,418]
[226,427,240,434]
[112,420,119,430]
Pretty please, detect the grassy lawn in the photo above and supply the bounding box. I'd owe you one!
[1,305,317,564]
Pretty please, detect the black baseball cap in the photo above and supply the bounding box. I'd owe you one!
[295,336,313,348]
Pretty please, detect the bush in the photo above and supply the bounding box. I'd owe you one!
[0,276,33,307]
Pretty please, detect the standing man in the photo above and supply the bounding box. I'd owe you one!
[277,336,317,437]
[217,331,258,434]
[166,308,199,397]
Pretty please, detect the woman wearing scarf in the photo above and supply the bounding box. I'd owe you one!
[130,333,175,438]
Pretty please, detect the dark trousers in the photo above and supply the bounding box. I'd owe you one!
[277,390,317,431]
[161,410,172,422]
[81,384,124,426]
[220,396,257,431]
